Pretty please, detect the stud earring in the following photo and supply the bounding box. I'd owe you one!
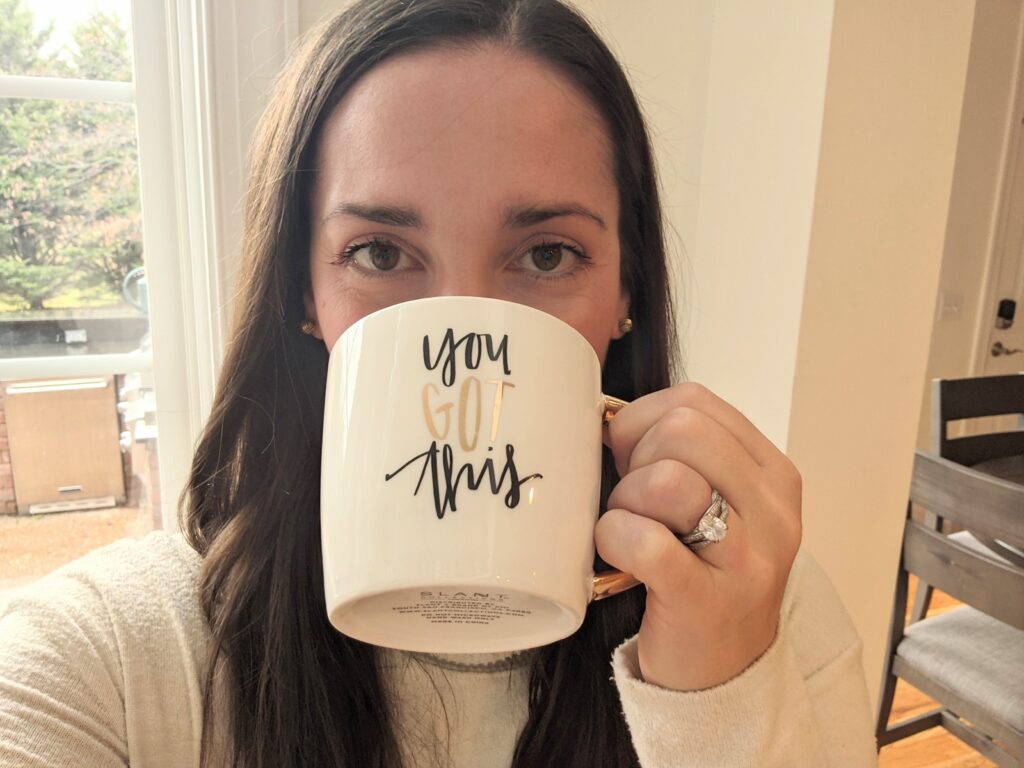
[618,318,634,334]
[300,319,317,336]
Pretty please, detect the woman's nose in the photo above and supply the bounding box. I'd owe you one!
[430,268,498,300]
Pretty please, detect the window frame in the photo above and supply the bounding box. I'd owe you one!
[0,0,298,530]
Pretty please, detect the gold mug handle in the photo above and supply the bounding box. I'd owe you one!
[592,395,643,601]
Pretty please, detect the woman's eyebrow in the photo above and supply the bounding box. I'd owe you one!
[504,203,606,230]
[321,201,607,230]
[321,202,423,227]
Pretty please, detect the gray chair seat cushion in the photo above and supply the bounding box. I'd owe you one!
[898,605,1024,731]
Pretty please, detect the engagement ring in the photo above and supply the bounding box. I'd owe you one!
[679,489,730,550]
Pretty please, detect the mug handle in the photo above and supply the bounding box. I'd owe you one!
[592,396,644,601]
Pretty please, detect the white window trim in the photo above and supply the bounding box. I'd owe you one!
[131,0,298,530]
[0,75,133,102]
[0,354,152,380]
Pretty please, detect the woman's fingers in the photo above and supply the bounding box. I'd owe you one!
[618,404,765,522]
[606,459,711,532]
[595,504,750,590]
[603,381,804,561]
[605,382,787,476]
[595,507,699,594]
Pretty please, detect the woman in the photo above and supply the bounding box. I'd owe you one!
[0,0,878,766]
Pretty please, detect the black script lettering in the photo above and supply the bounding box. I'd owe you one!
[484,334,509,374]
[497,444,538,509]
[423,329,512,387]
[385,440,542,519]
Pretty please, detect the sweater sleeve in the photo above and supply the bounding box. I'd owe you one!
[0,565,129,768]
[611,550,879,768]
[0,532,210,768]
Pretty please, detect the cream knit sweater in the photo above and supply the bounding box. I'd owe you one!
[0,532,878,767]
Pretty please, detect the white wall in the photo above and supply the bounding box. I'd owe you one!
[573,2,836,454]
[565,2,712,283]
[653,2,834,450]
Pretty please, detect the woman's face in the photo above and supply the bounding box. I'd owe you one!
[306,44,630,365]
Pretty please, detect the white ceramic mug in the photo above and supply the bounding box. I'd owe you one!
[320,296,637,654]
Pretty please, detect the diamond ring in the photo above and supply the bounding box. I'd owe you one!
[679,489,731,550]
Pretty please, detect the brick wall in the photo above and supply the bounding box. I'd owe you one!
[0,387,15,514]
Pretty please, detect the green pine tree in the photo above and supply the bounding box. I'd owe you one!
[0,1,141,311]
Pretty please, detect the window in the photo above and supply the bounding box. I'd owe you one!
[0,0,298,605]
[0,0,162,598]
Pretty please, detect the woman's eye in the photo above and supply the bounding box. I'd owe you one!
[530,244,566,272]
[519,242,586,276]
[340,239,411,273]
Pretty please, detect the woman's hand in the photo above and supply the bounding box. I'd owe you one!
[595,382,803,691]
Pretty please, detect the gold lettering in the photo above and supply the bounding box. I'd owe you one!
[486,379,516,442]
[458,377,482,451]
[422,383,452,439]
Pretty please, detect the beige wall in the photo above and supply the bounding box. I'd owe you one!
[296,0,981,708]
[788,0,976,709]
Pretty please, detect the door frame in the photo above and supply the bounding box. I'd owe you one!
[973,6,1024,379]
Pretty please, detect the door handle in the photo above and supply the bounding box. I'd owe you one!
[991,341,1024,357]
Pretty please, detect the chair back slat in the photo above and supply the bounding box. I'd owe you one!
[902,520,1024,630]
[942,431,1024,467]
[933,374,1024,461]
[934,373,1024,423]
[910,450,1024,550]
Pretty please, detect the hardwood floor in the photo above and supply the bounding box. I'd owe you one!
[877,578,997,768]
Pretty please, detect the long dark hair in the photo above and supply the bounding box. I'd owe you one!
[181,1,677,765]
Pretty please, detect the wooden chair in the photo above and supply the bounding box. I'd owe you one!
[875,449,1024,764]
[910,372,1024,622]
